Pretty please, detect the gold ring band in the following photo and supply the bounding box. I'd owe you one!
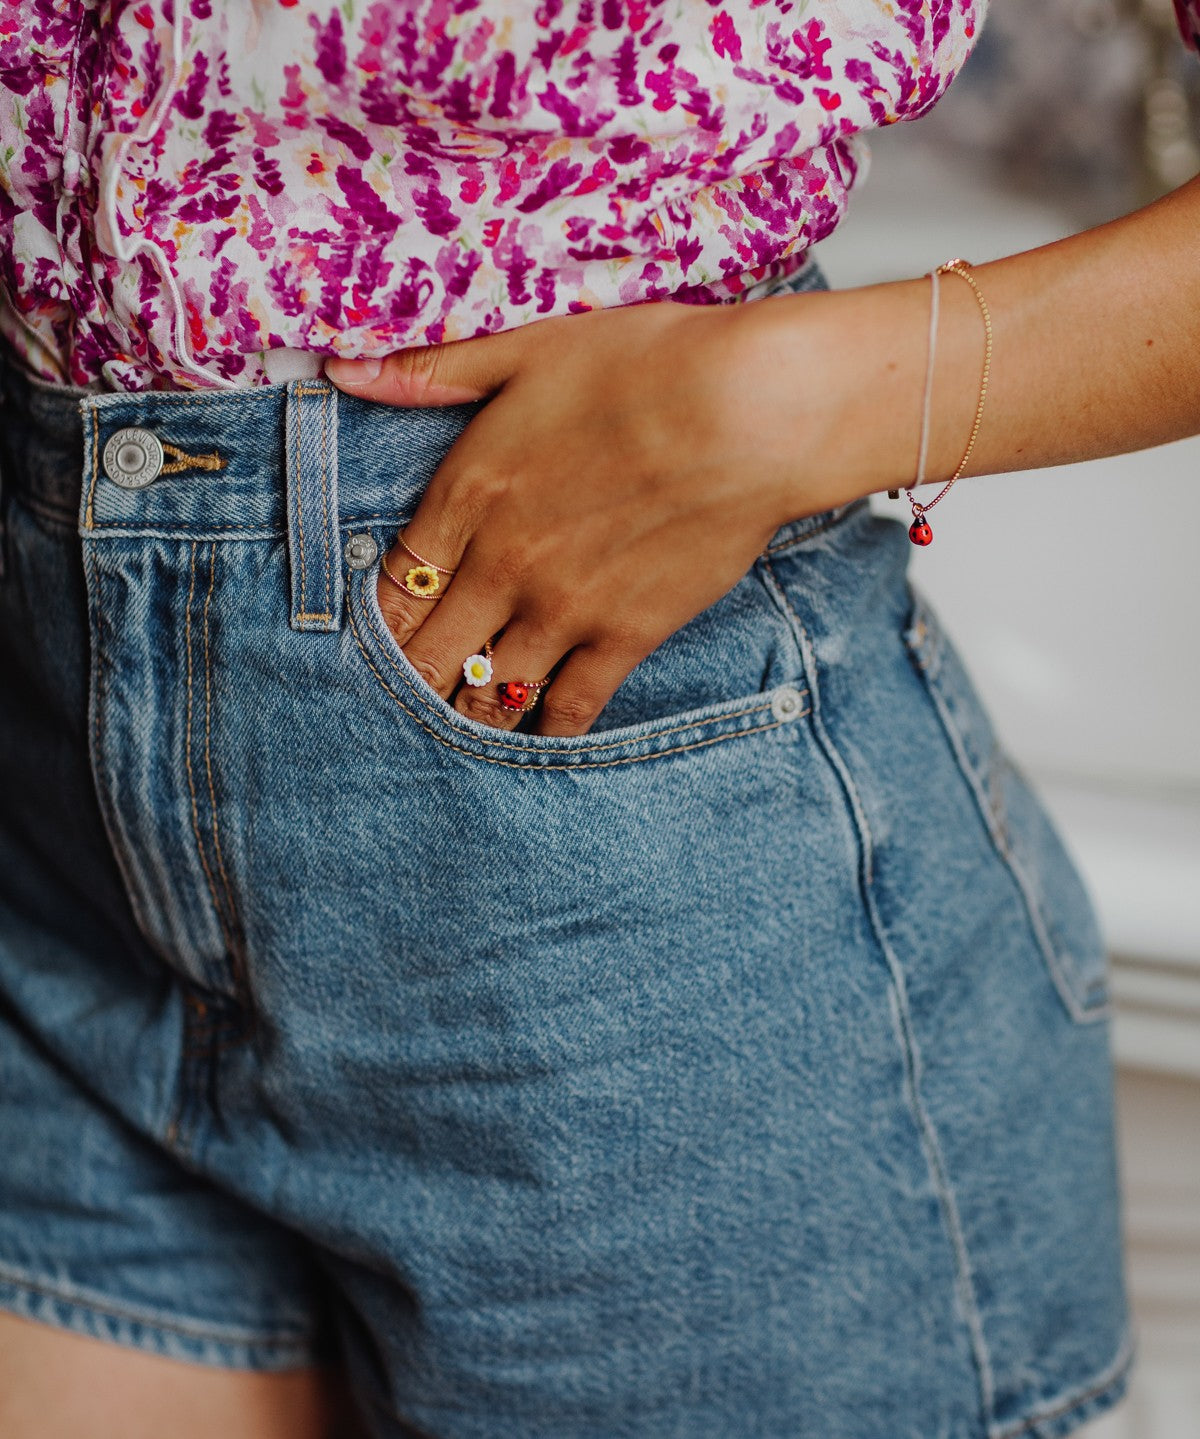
[495,680,547,714]
[464,640,549,713]
[380,552,444,600]
[397,531,457,575]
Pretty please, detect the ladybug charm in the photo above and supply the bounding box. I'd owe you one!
[497,681,530,711]
[908,513,934,547]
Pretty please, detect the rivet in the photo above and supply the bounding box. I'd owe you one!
[344,532,379,570]
[102,427,164,489]
[771,686,805,723]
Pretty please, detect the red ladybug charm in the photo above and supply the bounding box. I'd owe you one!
[908,514,933,546]
[497,681,530,710]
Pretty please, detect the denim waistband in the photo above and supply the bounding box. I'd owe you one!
[0,363,482,534]
[0,257,836,578]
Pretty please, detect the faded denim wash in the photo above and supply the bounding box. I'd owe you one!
[0,265,1129,1438]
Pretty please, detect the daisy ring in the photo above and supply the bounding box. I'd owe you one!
[462,650,494,687]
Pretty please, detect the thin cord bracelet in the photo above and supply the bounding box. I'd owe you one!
[889,268,941,511]
[914,268,941,493]
[890,258,994,546]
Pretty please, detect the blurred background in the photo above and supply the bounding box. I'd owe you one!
[811,1,1200,1433]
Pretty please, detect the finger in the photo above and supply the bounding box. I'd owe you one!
[373,530,463,652]
[451,621,567,733]
[323,326,530,407]
[399,573,513,703]
[532,643,648,738]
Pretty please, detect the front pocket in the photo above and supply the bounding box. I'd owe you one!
[904,590,1110,1023]
[345,550,811,771]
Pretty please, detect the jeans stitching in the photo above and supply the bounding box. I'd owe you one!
[762,557,1000,1431]
[904,596,1108,1026]
[85,515,417,537]
[87,541,105,837]
[987,1329,1134,1439]
[184,541,234,956]
[202,543,239,954]
[318,387,331,617]
[87,523,278,535]
[349,603,796,769]
[91,389,278,410]
[763,498,868,556]
[159,443,226,475]
[83,535,187,1027]
[0,1259,314,1350]
[292,385,309,622]
[357,574,790,756]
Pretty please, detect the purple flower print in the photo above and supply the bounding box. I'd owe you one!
[613,36,643,105]
[710,12,742,62]
[516,157,585,212]
[334,166,401,240]
[504,242,536,305]
[253,147,284,197]
[175,49,209,121]
[0,0,989,389]
[489,50,518,118]
[413,183,458,238]
[318,115,373,163]
[310,9,347,88]
[534,268,557,313]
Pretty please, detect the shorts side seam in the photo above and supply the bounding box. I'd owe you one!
[0,1259,317,1372]
[761,558,1000,1427]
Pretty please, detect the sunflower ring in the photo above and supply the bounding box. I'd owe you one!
[380,553,444,600]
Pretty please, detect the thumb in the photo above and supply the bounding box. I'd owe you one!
[324,328,525,407]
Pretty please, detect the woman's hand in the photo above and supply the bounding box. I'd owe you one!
[324,294,869,736]
[323,171,1200,737]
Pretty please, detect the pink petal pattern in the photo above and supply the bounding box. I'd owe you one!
[0,0,1002,389]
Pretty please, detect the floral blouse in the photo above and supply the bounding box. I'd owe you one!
[0,0,1019,390]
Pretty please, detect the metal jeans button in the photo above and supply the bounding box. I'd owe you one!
[771,685,805,722]
[102,427,164,489]
[344,533,379,570]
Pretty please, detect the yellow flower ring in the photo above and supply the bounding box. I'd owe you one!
[379,552,447,603]
[403,565,441,598]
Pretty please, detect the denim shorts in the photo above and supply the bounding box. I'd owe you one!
[0,263,1130,1439]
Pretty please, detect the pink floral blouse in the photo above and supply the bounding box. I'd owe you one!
[0,0,1114,391]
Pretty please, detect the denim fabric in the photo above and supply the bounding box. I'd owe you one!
[0,265,1130,1438]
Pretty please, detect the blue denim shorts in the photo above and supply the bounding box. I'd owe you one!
[0,266,1130,1438]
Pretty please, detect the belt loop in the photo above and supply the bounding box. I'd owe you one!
[284,378,342,632]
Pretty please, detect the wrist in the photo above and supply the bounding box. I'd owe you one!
[743,280,926,524]
[749,274,989,525]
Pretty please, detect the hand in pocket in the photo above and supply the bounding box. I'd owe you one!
[326,294,854,736]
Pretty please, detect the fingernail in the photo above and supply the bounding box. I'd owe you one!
[324,357,382,386]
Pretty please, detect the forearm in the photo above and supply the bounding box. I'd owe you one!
[775,174,1200,509]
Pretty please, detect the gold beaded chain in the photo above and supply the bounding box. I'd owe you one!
[889,258,994,545]
[396,531,457,575]
[911,258,993,517]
